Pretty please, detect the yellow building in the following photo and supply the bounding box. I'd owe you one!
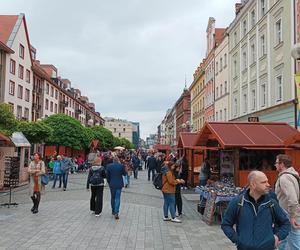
[189,60,206,132]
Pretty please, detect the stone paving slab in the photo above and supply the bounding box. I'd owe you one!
[0,171,235,250]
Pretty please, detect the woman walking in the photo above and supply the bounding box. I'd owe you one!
[86,157,106,217]
[161,161,184,223]
[52,155,62,188]
[28,152,46,214]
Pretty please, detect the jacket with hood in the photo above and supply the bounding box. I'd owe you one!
[86,165,106,188]
[275,167,300,218]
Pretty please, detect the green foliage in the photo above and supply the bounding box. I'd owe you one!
[0,103,18,135]
[114,137,135,149]
[17,121,53,144]
[44,114,91,150]
[90,126,114,150]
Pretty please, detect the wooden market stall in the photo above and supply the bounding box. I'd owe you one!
[177,132,204,187]
[153,144,171,156]
[195,122,300,187]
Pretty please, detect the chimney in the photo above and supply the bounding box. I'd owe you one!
[235,3,242,15]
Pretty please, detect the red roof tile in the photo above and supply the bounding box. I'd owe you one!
[0,15,18,44]
[197,122,300,148]
[178,132,199,148]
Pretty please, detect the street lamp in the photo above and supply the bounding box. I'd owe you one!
[291,43,300,129]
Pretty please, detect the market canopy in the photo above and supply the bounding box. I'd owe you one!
[10,132,31,147]
[177,132,199,149]
[196,122,300,149]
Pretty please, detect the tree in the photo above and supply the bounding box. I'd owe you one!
[44,114,91,150]
[0,103,18,135]
[113,137,135,149]
[17,121,53,144]
[90,126,114,150]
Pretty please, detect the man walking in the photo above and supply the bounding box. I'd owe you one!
[132,153,140,179]
[60,155,73,191]
[106,155,126,220]
[275,154,300,250]
[221,170,290,250]
[146,152,157,181]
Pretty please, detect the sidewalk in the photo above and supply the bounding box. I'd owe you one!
[0,171,235,250]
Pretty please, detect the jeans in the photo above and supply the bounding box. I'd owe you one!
[175,192,182,215]
[110,187,122,215]
[148,168,155,181]
[278,217,300,250]
[134,168,138,179]
[163,193,176,219]
[52,174,62,188]
[126,175,130,186]
[62,172,69,189]
[90,186,104,215]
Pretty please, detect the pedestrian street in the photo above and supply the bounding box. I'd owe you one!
[0,171,234,250]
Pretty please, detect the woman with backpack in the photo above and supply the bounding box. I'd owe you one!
[86,157,106,217]
[161,161,185,223]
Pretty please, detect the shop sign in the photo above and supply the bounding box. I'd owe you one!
[248,117,259,122]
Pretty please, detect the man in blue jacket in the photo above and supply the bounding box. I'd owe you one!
[221,170,290,250]
[106,155,126,220]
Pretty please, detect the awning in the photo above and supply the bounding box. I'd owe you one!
[177,132,199,149]
[10,132,31,147]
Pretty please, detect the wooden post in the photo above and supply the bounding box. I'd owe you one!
[191,149,195,187]
[234,149,240,186]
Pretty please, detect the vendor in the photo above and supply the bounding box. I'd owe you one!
[199,158,211,186]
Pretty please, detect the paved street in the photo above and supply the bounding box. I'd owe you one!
[0,171,234,250]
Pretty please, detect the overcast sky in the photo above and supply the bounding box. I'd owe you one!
[1,0,238,139]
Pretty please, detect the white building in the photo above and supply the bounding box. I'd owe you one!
[104,117,133,143]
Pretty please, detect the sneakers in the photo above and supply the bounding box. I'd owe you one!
[163,217,171,221]
[171,217,182,223]
[114,214,119,220]
[95,213,101,217]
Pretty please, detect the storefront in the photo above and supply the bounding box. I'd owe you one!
[195,121,300,187]
[177,132,204,187]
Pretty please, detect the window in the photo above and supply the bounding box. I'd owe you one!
[216,62,219,73]
[234,31,237,45]
[250,41,256,64]
[119,133,121,137]
[10,59,16,74]
[55,103,58,113]
[123,128,126,132]
[216,87,219,98]
[18,64,24,79]
[216,112,218,121]
[224,108,227,121]
[19,44,24,59]
[234,58,237,77]
[261,0,266,17]
[220,110,223,121]
[46,84,49,94]
[17,85,23,99]
[275,19,282,45]
[242,50,247,71]
[225,81,227,93]
[50,101,53,112]
[9,81,15,95]
[276,75,283,101]
[25,88,30,102]
[17,106,22,120]
[45,99,49,110]
[220,84,223,96]
[24,108,29,120]
[55,90,58,99]
[224,53,227,67]
[251,9,256,27]
[251,89,256,110]
[234,98,238,116]
[220,58,223,71]
[260,34,266,57]
[243,94,247,113]
[8,103,14,113]
[51,86,54,97]
[26,69,30,83]
[243,19,247,36]
[260,84,266,107]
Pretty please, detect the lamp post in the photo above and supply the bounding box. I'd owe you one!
[291,43,300,129]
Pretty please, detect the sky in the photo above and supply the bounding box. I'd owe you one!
[0,0,238,140]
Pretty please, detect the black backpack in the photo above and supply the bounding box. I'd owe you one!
[153,172,166,190]
[90,169,102,185]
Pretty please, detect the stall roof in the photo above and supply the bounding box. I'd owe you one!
[177,132,199,149]
[10,132,31,147]
[196,122,300,149]
[153,144,171,150]
[0,133,14,147]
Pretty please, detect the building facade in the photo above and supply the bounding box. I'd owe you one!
[104,118,133,143]
[190,60,205,132]
[214,34,229,121]
[228,0,295,125]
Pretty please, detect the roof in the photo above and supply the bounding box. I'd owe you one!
[153,144,171,151]
[0,15,18,44]
[10,132,31,147]
[196,122,300,149]
[177,132,199,149]
[0,133,14,147]
[0,40,14,53]
[215,28,226,45]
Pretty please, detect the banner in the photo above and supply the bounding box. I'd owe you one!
[294,74,300,126]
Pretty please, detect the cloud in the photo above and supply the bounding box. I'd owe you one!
[0,0,237,139]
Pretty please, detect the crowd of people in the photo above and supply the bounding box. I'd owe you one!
[27,150,300,249]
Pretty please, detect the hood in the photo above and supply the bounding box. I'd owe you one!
[279,167,299,177]
[91,165,102,171]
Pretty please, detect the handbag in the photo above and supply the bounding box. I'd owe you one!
[41,175,49,185]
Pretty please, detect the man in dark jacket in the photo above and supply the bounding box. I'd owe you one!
[221,170,290,250]
[106,156,126,220]
[131,153,140,179]
[60,155,74,191]
[146,153,157,181]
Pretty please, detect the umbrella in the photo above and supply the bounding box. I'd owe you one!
[114,146,125,150]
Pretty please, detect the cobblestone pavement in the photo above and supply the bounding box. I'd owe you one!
[0,170,235,250]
